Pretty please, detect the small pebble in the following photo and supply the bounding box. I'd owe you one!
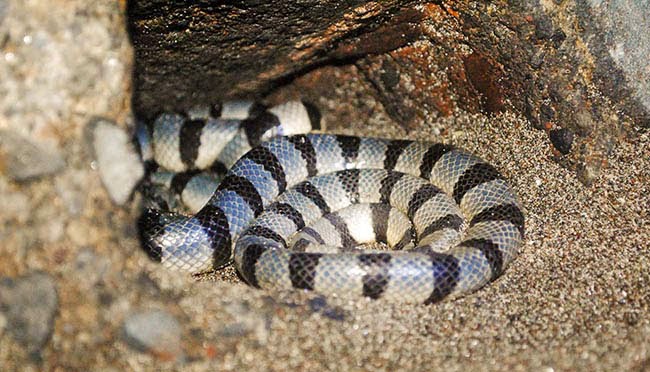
[90,119,144,205]
[0,271,58,355]
[0,130,65,181]
[72,249,109,289]
[549,128,574,155]
[123,310,183,360]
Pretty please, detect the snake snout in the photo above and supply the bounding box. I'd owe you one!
[137,208,171,262]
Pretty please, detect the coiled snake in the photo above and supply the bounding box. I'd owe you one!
[137,101,524,304]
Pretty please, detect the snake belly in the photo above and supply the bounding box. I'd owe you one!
[138,102,525,304]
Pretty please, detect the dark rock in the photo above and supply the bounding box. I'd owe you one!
[0,272,58,355]
[463,53,505,114]
[127,0,415,118]
[550,29,566,48]
[549,128,574,155]
[534,14,555,40]
[330,8,423,60]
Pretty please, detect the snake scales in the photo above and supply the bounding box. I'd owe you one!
[137,101,524,304]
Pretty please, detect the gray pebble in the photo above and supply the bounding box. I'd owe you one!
[0,130,65,181]
[72,249,109,289]
[90,119,144,205]
[123,310,183,359]
[0,271,58,355]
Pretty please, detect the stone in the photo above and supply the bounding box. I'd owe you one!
[123,310,183,360]
[127,1,412,117]
[0,130,65,181]
[0,272,59,355]
[550,128,574,155]
[90,119,144,205]
[585,0,650,127]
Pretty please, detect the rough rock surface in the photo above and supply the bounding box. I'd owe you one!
[1,0,649,371]
[127,0,417,118]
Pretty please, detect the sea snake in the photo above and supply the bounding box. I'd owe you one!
[137,101,524,304]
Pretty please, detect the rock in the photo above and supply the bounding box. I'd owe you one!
[0,130,66,181]
[90,119,144,205]
[585,0,650,127]
[549,128,574,155]
[128,1,412,117]
[0,271,58,355]
[123,310,183,360]
[0,0,132,138]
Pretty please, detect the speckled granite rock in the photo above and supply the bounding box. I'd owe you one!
[582,0,650,127]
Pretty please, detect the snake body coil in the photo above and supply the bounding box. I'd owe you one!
[138,101,524,304]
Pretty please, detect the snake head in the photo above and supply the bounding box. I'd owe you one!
[137,208,172,262]
[137,207,231,272]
